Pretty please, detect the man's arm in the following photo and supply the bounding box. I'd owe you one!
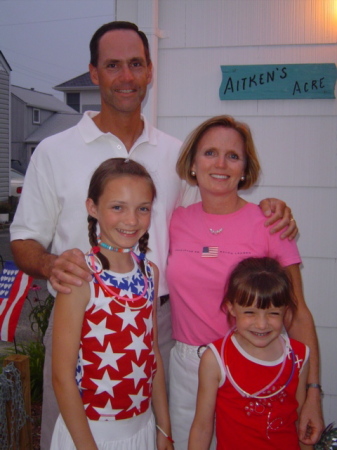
[11,239,91,294]
[259,198,298,240]
[11,239,57,279]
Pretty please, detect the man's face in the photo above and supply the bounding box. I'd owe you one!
[89,29,153,115]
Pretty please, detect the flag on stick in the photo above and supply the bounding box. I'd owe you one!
[0,261,33,342]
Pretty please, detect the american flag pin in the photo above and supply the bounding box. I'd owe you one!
[201,247,218,258]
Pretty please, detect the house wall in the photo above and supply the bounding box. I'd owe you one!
[11,94,25,169]
[81,90,100,113]
[0,55,11,201]
[60,90,100,113]
[11,94,55,170]
[119,0,337,425]
[24,107,53,140]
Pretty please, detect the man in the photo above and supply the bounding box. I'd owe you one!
[10,21,301,449]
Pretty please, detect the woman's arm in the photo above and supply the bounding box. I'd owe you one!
[150,264,174,450]
[285,264,324,444]
[52,281,98,450]
[188,349,220,450]
[296,361,314,449]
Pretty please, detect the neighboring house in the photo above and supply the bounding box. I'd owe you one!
[11,85,81,172]
[54,72,100,113]
[25,112,81,150]
[0,51,11,202]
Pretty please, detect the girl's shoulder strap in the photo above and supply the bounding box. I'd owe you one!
[288,337,309,368]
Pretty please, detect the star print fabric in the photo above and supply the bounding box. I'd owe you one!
[76,257,156,421]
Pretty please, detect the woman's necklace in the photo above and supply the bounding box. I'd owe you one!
[202,210,223,236]
[209,227,223,235]
[203,197,247,235]
[222,329,295,399]
[86,249,149,310]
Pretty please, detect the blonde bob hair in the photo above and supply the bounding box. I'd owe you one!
[176,115,261,190]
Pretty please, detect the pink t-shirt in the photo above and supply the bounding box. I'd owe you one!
[166,202,301,345]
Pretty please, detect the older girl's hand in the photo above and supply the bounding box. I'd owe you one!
[157,428,174,450]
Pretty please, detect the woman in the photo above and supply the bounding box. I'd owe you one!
[166,116,323,450]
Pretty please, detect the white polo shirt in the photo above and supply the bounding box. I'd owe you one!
[11,111,198,296]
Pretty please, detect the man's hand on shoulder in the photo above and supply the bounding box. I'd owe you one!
[259,197,298,240]
[50,248,91,294]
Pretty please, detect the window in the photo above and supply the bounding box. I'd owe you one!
[33,108,40,124]
[25,146,36,165]
[66,93,80,112]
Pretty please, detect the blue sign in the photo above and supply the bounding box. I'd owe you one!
[219,64,337,100]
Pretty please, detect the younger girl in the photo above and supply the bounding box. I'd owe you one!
[189,257,310,450]
[51,158,173,449]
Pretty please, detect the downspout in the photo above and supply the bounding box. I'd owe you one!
[116,0,161,127]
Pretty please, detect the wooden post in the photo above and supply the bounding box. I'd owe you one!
[3,354,32,450]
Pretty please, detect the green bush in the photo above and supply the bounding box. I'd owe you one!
[28,292,54,341]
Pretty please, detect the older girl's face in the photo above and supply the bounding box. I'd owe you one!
[191,126,246,200]
[86,176,153,250]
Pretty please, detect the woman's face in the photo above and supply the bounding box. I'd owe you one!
[191,126,246,200]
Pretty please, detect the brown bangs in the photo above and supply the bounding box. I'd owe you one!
[222,257,297,316]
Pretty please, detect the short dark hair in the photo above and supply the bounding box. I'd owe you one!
[222,257,297,315]
[90,21,151,67]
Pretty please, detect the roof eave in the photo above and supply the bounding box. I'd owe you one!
[53,86,99,92]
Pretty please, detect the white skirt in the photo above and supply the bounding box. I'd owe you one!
[50,408,156,450]
[169,341,216,450]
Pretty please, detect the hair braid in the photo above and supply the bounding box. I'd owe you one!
[87,215,110,270]
[138,231,149,276]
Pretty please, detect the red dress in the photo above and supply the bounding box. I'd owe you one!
[210,333,308,450]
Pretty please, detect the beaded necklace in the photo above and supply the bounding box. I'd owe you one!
[98,237,136,253]
[221,329,295,399]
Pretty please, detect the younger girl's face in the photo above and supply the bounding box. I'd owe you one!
[86,175,153,249]
[227,300,286,356]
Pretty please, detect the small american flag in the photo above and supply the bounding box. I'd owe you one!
[201,247,218,258]
[0,261,32,342]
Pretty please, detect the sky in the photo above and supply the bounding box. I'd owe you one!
[0,1,116,99]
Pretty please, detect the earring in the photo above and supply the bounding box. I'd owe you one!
[191,171,196,177]
[241,176,245,181]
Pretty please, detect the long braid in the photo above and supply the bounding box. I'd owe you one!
[138,231,149,276]
[87,215,110,270]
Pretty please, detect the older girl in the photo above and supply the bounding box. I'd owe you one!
[51,158,173,449]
